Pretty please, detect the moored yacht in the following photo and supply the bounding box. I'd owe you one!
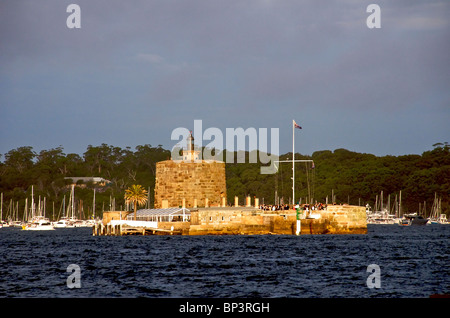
[437,214,449,224]
[53,217,75,228]
[22,217,55,231]
[403,213,428,226]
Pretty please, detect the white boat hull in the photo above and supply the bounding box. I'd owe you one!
[54,224,74,228]
[24,225,55,231]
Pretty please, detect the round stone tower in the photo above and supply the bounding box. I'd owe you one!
[154,131,227,208]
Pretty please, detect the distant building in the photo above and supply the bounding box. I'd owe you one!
[64,177,111,187]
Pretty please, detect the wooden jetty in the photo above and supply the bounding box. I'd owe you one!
[92,222,182,236]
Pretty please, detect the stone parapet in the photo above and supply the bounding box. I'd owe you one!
[189,207,295,235]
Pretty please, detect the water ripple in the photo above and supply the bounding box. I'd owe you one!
[0,225,448,297]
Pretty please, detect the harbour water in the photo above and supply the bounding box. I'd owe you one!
[0,224,448,298]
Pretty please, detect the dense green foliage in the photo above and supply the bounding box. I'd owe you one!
[226,144,449,216]
[0,143,448,221]
[0,144,170,220]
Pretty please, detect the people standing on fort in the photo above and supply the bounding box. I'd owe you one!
[259,204,294,211]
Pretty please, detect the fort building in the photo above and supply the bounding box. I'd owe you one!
[97,132,367,236]
[154,131,227,209]
[98,203,367,236]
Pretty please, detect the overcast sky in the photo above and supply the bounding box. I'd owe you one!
[1,0,449,159]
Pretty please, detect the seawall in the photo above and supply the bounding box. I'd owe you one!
[187,205,367,235]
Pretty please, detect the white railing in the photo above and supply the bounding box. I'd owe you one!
[109,220,158,228]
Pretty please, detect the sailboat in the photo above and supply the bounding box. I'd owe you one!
[367,191,396,224]
[53,217,75,228]
[54,195,74,228]
[22,186,54,231]
[428,193,447,224]
[437,214,449,224]
[54,186,78,228]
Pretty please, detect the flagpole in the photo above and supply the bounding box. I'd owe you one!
[293,119,301,235]
[292,120,295,206]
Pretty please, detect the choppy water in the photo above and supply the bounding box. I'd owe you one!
[0,225,448,298]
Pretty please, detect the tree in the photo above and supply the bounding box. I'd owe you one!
[124,184,148,221]
[4,146,36,173]
[84,144,122,176]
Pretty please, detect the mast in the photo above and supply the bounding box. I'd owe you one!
[381,191,383,213]
[66,191,71,218]
[71,185,75,219]
[423,201,426,217]
[292,119,295,206]
[24,198,28,222]
[394,194,398,217]
[31,185,35,219]
[93,188,96,219]
[387,194,390,214]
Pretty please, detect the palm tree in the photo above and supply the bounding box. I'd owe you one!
[124,185,148,221]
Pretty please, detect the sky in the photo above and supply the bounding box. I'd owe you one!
[1,0,449,159]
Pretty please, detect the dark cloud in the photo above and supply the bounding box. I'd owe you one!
[1,0,449,157]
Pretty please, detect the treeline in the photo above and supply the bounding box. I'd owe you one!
[0,142,448,220]
[0,144,170,220]
[226,143,449,216]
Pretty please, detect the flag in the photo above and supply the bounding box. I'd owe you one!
[293,120,302,129]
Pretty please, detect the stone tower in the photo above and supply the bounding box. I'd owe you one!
[154,131,227,208]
